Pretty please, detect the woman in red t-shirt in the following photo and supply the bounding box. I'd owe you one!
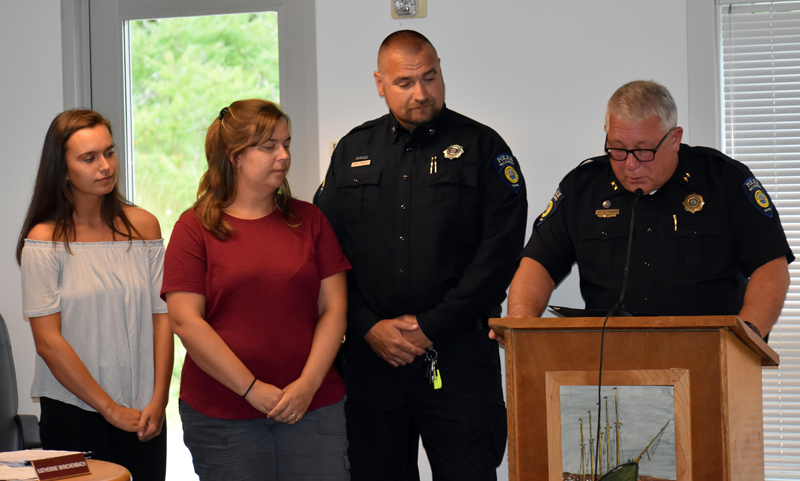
[162,99,351,480]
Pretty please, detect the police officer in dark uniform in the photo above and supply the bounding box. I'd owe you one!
[315,30,527,481]
[493,80,792,341]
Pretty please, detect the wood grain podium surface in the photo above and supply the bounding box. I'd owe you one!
[490,315,775,481]
[490,314,779,366]
[83,460,130,481]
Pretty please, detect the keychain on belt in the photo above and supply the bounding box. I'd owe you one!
[424,347,442,390]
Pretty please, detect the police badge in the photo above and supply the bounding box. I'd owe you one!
[682,193,704,213]
[443,145,464,159]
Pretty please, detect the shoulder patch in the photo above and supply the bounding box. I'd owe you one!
[314,165,331,199]
[316,174,327,198]
[743,177,773,217]
[536,188,564,226]
[494,154,523,193]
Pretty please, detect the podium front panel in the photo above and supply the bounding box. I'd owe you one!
[504,326,765,481]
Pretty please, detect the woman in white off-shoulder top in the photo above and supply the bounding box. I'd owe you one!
[16,110,173,480]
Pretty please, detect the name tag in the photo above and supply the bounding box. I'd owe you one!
[351,160,371,167]
[32,453,91,480]
[595,209,619,218]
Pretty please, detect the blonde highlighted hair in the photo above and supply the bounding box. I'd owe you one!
[194,99,298,239]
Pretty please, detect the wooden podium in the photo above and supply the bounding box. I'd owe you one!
[489,315,778,481]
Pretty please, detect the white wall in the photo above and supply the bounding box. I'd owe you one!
[0,0,64,418]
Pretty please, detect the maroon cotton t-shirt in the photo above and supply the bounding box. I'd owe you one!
[161,200,350,419]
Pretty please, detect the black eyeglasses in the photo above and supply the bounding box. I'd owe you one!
[604,128,675,162]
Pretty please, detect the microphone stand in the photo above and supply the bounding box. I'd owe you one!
[594,188,643,479]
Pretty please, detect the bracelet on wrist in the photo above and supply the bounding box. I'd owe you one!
[242,378,257,398]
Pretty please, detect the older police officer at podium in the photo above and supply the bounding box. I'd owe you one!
[493,80,793,340]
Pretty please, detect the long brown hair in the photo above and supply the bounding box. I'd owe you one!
[16,109,137,265]
[195,99,298,239]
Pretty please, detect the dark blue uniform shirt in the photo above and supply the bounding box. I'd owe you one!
[315,106,528,343]
[522,144,794,316]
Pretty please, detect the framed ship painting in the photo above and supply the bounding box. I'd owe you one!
[545,369,690,481]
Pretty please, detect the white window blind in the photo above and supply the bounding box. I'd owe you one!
[721,2,800,478]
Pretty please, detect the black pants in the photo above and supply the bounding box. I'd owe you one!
[39,397,167,480]
[344,328,507,481]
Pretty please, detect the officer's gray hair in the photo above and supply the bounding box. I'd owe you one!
[605,80,678,133]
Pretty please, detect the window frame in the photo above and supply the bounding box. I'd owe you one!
[60,0,320,201]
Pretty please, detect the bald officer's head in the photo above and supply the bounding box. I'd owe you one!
[373,30,445,132]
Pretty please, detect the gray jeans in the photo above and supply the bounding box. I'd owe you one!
[180,398,349,481]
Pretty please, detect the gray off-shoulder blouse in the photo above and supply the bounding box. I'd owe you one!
[21,239,168,412]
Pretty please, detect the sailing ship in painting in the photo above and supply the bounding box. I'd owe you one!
[563,388,674,481]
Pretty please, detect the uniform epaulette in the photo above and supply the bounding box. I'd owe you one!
[561,155,606,180]
[688,145,750,175]
[451,110,493,131]
[578,155,605,168]
[340,117,383,139]
[451,112,474,126]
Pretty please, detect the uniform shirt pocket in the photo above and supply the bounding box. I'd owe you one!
[576,216,630,279]
[429,161,478,223]
[334,166,382,223]
[664,212,726,277]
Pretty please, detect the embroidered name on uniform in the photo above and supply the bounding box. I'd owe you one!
[494,154,523,193]
[743,177,773,217]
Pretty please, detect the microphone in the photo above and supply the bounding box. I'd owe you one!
[594,187,643,478]
[608,188,644,317]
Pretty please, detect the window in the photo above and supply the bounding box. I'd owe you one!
[721,2,800,478]
[61,0,320,201]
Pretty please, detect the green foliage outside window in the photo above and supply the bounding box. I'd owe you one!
[130,12,279,243]
[129,12,279,427]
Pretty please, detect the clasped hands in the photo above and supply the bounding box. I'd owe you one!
[104,401,165,442]
[364,314,433,367]
[242,378,315,425]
